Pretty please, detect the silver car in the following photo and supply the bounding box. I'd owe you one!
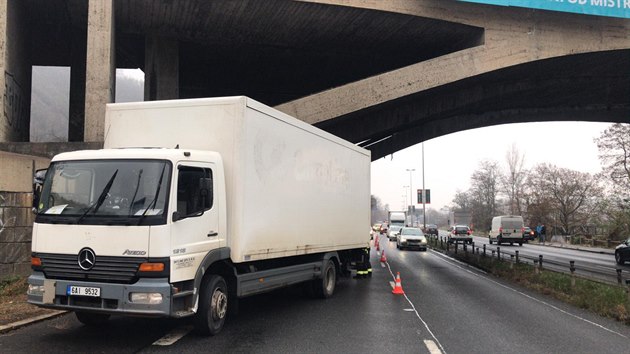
[396,227,427,251]
[387,225,403,241]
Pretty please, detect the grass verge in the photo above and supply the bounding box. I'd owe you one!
[429,238,630,325]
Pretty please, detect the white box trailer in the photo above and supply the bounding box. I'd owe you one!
[105,96,370,262]
[28,96,371,335]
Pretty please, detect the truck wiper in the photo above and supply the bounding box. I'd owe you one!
[77,170,118,224]
[127,169,143,216]
[136,163,166,225]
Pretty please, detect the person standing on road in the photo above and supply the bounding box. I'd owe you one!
[536,224,542,243]
[540,224,546,244]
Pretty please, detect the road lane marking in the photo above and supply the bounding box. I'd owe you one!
[152,325,193,346]
[383,261,447,354]
[424,340,442,354]
[431,250,628,339]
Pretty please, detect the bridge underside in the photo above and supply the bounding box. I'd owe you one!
[319,49,630,160]
[1,0,628,160]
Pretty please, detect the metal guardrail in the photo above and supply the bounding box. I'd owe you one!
[427,235,628,287]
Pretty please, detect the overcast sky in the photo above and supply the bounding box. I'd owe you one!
[370,121,612,212]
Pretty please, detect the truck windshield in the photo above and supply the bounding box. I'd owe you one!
[36,160,171,225]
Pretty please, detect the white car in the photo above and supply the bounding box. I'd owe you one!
[396,227,427,251]
[448,225,473,244]
[387,225,403,241]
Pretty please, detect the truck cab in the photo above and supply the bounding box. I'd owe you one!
[28,148,227,325]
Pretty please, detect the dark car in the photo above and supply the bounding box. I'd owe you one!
[424,224,438,236]
[615,238,630,265]
[522,227,536,242]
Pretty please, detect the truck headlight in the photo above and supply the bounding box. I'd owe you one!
[130,292,163,304]
[28,284,45,296]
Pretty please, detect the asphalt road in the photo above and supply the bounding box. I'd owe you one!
[2,237,629,353]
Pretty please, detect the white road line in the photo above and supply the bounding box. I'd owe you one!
[431,251,628,339]
[389,281,395,289]
[152,325,193,346]
[383,261,447,354]
[424,340,442,354]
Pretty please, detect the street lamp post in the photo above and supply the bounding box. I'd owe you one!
[422,143,426,230]
[402,186,409,212]
[406,169,415,225]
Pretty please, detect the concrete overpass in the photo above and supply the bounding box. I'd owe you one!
[1,0,628,160]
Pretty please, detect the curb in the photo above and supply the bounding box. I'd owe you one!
[540,243,615,256]
[0,310,67,334]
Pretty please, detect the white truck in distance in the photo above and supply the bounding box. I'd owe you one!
[27,96,371,335]
[388,211,406,227]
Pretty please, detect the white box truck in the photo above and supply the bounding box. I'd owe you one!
[27,96,371,335]
[388,211,406,227]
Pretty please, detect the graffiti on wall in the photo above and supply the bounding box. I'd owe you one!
[4,71,29,137]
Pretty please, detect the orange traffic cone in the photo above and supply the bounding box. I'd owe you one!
[392,272,405,295]
[380,249,387,263]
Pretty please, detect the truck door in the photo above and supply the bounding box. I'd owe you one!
[170,163,221,282]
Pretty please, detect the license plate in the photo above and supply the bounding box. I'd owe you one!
[67,285,101,297]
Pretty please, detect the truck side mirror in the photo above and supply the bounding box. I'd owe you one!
[172,211,181,222]
[32,168,47,212]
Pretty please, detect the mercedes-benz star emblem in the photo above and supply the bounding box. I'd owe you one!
[78,248,96,271]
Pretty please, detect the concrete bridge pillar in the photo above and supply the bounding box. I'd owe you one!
[144,36,179,101]
[0,0,31,142]
[69,28,87,142]
[84,0,115,142]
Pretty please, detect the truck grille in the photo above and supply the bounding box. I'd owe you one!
[38,253,146,284]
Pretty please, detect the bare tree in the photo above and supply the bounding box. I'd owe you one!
[595,123,630,192]
[469,160,501,232]
[371,195,390,223]
[451,189,471,211]
[528,164,601,235]
[501,143,527,215]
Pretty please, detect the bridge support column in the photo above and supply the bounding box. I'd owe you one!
[84,0,115,142]
[69,25,87,142]
[0,0,31,142]
[144,36,179,101]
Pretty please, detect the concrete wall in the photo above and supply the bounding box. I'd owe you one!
[0,151,49,279]
[0,0,31,142]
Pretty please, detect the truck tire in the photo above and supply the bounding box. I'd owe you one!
[75,311,110,326]
[194,275,228,336]
[313,259,336,299]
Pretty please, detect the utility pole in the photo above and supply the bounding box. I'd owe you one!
[406,169,415,225]
[422,143,426,230]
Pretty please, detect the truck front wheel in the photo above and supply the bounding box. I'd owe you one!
[194,275,228,336]
[75,311,110,326]
[313,259,336,299]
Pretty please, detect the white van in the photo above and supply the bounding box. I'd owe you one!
[489,215,524,246]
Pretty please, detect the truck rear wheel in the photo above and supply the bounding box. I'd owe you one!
[194,275,228,336]
[313,259,336,299]
[75,311,110,326]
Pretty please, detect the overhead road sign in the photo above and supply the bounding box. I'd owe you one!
[457,0,630,19]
